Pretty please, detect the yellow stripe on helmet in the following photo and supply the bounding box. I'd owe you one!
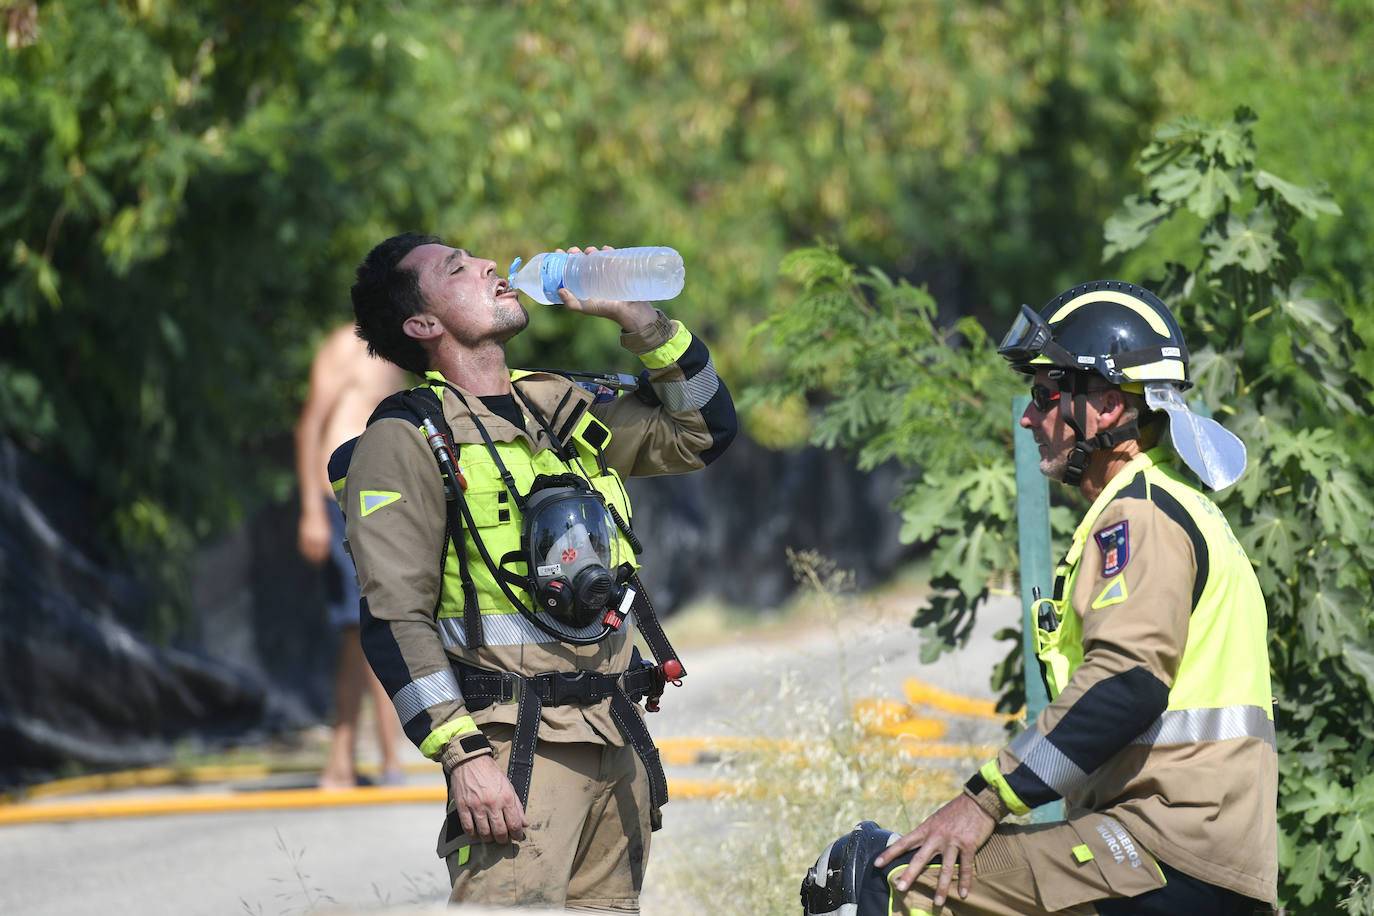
[1122,360,1186,382]
[1049,290,1170,337]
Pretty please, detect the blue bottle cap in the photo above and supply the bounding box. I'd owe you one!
[539,251,569,302]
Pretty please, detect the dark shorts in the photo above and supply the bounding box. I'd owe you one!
[322,497,361,631]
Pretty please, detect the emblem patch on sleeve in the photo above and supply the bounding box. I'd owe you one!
[360,490,402,517]
[1094,521,1130,576]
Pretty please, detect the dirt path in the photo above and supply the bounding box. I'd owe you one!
[0,590,1023,916]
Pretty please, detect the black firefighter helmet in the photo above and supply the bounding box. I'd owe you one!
[997,279,1191,390]
[996,280,1194,486]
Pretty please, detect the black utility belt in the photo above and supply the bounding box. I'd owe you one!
[455,663,664,710]
[451,659,671,812]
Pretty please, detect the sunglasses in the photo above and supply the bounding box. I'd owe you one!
[1030,384,1062,412]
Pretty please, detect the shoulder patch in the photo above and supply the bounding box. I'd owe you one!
[1094,520,1130,576]
[360,490,403,517]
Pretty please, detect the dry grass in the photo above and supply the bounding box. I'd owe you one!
[657,677,968,915]
[654,550,981,916]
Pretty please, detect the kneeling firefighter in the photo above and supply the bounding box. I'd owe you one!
[801,280,1274,915]
[335,235,737,910]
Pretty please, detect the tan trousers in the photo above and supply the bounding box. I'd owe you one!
[439,724,652,912]
[894,813,1166,915]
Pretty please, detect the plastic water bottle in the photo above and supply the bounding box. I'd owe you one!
[507,247,685,305]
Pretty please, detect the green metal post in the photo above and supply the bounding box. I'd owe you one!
[1012,395,1062,823]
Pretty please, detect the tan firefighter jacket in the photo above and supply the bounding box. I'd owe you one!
[964,448,1278,904]
[335,311,735,773]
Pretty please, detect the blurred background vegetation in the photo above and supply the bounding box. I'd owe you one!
[4,0,1374,908]
[4,0,1370,622]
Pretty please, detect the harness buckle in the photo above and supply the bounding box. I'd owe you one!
[555,669,613,705]
[498,671,524,704]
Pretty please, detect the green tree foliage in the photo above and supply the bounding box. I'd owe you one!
[1109,106,1374,913]
[2,0,1136,621]
[753,109,1373,910]
[745,249,1049,661]
[2,0,1372,629]
[0,0,453,625]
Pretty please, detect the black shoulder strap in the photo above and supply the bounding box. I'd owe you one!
[394,387,485,649]
[628,571,684,681]
[512,381,578,462]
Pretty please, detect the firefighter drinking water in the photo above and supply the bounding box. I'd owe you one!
[335,236,736,910]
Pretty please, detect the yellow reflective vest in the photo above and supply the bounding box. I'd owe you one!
[420,371,640,643]
[967,448,1278,903]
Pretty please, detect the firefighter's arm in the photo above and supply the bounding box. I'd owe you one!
[344,418,492,770]
[963,497,1194,818]
[590,309,737,477]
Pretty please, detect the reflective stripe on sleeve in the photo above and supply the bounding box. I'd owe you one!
[980,758,1031,816]
[420,715,480,759]
[639,324,692,369]
[1131,705,1276,750]
[1009,724,1089,798]
[1013,704,1277,798]
[392,668,464,726]
[653,355,721,411]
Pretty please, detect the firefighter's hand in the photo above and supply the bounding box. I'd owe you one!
[554,246,656,333]
[449,754,528,844]
[874,792,995,906]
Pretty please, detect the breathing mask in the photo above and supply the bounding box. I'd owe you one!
[522,474,628,629]
[800,821,906,916]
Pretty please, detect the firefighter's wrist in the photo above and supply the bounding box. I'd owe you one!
[963,772,1011,822]
[424,715,493,769]
[439,730,494,770]
[620,309,675,355]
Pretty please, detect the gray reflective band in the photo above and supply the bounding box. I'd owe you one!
[1010,724,1088,797]
[438,610,637,647]
[653,358,720,412]
[391,669,463,726]
[1012,703,1276,796]
[1131,704,1276,750]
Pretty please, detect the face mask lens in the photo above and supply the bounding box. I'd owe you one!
[534,499,612,571]
[998,304,1052,362]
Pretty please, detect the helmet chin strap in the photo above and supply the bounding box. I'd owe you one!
[1055,373,1140,487]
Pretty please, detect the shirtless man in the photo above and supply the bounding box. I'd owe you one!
[295,323,409,788]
